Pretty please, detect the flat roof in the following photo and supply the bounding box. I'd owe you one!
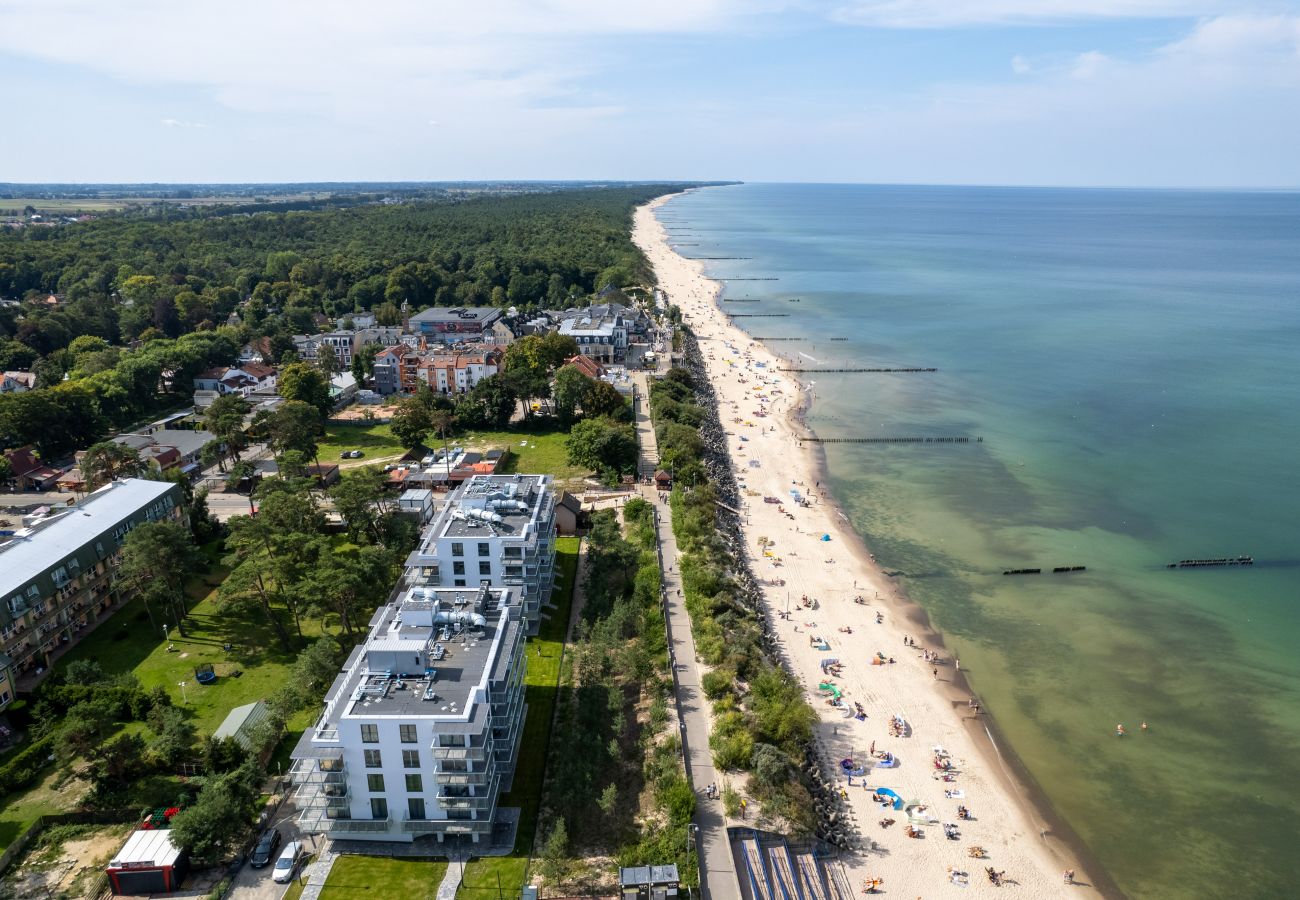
[310,585,522,735]
[422,473,552,542]
[409,307,502,325]
[0,479,179,597]
[109,828,182,869]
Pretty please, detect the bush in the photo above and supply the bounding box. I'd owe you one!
[0,735,57,795]
[701,668,736,701]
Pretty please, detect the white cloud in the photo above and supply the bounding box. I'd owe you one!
[160,118,207,128]
[1011,54,1031,74]
[793,13,1300,184]
[832,1,1245,28]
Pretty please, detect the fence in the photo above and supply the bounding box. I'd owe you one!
[0,809,138,879]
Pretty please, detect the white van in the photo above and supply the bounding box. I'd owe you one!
[271,841,304,883]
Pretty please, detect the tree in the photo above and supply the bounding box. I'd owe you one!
[565,418,637,478]
[81,440,148,489]
[168,767,258,864]
[317,342,340,377]
[255,400,322,463]
[150,706,198,767]
[389,397,432,449]
[278,361,332,417]
[330,469,395,544]
[583,379,629,421]
[454,374,517,429]
[203,393,251,469]
[119,521,198,637]
[552,366,591,426]
[88,732,148,802]
[538,817,570,886]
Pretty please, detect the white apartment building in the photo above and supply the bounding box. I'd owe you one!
[291,582,526,844]
[404,475,556,634]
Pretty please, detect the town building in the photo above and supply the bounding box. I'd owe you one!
[0,371,36,393]
[193,363,277,399]
[411,347,501,395]
[1,446,64,492]
[404,475,555,633]
[290,581,527,844]
[0,478,186,699]
[372,346,404,396]
[408,307,504,345]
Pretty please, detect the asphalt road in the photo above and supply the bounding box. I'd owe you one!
[225,800,312,900]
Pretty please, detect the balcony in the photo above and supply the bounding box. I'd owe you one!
[431,745,489,761]
[324,816,393,835]
[402,816,492,835]
[435,771,493,786]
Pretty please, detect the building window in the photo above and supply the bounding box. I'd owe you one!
[364,749,382,768]
[400,724,417,743]
[407,797,426,820]
[453,562,465,575]
[402,750,421,768]
[477,542,490,557]
[478,562,491,576]
[405,773,423,792]
[454,579,466,587]
[439,734,466,747]
[367,774,385,792]
[361,724,379,743]
[370,798,388,820]
[451,542,464,557]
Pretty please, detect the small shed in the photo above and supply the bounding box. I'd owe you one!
[213,700,271,751]
[398,488,436,525]
[619,864,680,900]
[554,492,582,536]
[654,470,672,490]
[106,828,187,895]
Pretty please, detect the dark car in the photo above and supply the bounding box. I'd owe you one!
[249,828,282,868]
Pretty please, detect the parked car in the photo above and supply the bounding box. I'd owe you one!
[272,841,304,883]
[349,449,365,458]
[249,828,281,868]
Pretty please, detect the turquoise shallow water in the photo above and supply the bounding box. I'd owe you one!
[658,184,1300,899]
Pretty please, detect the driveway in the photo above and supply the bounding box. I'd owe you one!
[225,799,317,900]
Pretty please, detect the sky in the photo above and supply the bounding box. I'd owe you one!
[1,1,1298,186]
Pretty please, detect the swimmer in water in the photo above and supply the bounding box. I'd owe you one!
[1116,724,1127,737]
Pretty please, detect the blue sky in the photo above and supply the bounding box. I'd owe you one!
[1,1,1297,186]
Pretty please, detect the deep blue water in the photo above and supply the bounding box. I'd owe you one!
[658,183,1300,899]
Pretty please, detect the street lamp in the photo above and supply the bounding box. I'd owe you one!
[178,680,188,703]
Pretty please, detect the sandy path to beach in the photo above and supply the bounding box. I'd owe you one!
[634,194,1100,899]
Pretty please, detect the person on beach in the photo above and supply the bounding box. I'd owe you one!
[933,667,938,679]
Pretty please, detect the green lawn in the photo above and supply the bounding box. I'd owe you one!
[53,567,327,736]
[317,422,407,462]
[462,428,587,483]
[318,856,447,900]
[318,538,580,900]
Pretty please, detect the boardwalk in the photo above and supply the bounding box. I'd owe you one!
[634,370,741,900]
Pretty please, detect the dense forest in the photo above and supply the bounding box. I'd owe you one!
[0,184,690,457]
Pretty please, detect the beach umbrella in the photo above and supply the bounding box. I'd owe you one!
[821,534,831,541]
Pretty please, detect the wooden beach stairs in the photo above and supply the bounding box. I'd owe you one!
[733,830,845,900]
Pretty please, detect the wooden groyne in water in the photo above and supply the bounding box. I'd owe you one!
[722,298,762,302]
[801,436,982,444]
[781,367,937,373]
[1003,566,1087,575]
[720,277,780,281]
[686,256,751,260]
[1167,556,1253,569]
[728,313,790,318]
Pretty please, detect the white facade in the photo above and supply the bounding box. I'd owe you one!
[291,583,526,843]
[404,475,556,634]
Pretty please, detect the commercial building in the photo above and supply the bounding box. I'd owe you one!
[0,478,186,699]
[290,582,526,843]
[404,474,556,633]
[408,307,503,345]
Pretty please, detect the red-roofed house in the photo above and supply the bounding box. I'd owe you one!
[3,446,65,492]
[564,354,606,379]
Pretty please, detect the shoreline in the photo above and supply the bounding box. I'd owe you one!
[634,190,1113,899]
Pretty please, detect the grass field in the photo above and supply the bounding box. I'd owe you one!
[318,856,448,900]
[317,422,407,463]
[318,537,581,900]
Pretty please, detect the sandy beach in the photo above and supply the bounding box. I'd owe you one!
[634,193,1102,899]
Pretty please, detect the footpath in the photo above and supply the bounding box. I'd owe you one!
[634,373,740,900]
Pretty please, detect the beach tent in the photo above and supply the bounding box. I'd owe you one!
[906,801,938,825]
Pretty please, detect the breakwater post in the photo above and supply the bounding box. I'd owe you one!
[780,367,937,373]
[802,436,982,444]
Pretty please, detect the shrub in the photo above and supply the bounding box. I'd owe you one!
[701,668,736,701]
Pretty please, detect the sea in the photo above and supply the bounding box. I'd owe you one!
[655,183,1300,900]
